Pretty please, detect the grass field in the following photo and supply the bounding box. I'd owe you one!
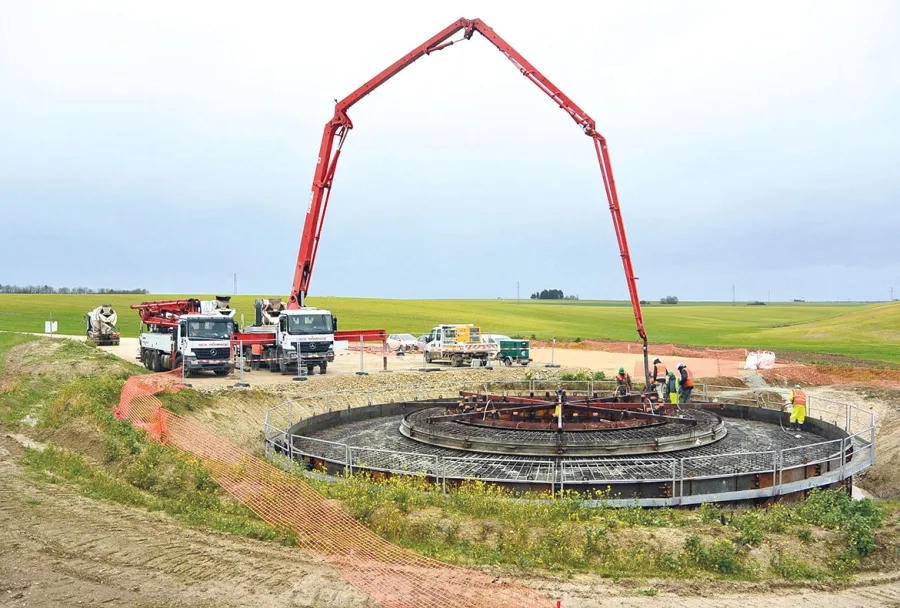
[1,294,897,362]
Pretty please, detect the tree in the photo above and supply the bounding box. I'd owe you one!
[659,296,679,305]
[531,289,565,300]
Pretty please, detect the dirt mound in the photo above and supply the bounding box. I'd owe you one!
[763,364,900,388]
[32,419,108,464]
[3,338,130,383]
[698,376,749,388]
[529,339,750,361]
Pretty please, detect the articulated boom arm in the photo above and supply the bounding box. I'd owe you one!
[131,299,202,328]
[290,17,650,381]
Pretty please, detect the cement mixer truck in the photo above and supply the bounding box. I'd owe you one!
[85,305,120,346]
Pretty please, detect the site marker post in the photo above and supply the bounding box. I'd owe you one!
[545,334,560,368]
[356,335,368,376]
[234,340,250,388]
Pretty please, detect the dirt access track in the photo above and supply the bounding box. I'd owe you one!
[27,333,744,389]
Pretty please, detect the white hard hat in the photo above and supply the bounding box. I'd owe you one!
[795,384,801,389]
[677,362,684,369]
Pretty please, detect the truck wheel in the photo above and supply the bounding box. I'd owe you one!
[277,348,287,374]
[424,352,433,364]
[452,355,463,368]
[503,357,512,366]
[214,369,229,377]
[319,362,327,374]
[307,365,316,376]
[150,351,160,372]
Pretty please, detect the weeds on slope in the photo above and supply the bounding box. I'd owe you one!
[0,338,298,547]
[303,467,887,582]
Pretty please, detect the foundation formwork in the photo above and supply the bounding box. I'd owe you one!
[265,385,874,507]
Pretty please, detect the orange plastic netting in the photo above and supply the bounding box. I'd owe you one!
[114,371,556,608]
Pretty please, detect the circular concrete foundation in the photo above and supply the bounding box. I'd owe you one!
[268,388,874,506]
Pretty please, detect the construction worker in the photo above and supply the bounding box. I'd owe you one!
[615,367,632,396]
[652,358,668,400]
[788,384,807,431]
[666,371,679,405]
[677,363,694,404]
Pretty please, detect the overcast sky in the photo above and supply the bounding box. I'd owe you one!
[1,0,898,302]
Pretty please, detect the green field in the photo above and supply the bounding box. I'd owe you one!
[1,294,897,363]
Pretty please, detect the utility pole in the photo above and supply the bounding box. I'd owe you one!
[732,284,735,306]
[234,273,237,295]
[517,281,520,305]
[892,286,894,302]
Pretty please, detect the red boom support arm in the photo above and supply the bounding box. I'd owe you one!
[289,17,651,383]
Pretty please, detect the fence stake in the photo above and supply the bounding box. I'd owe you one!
[545,334,560,368]
[234,340,250,387]
[356,335,368,376]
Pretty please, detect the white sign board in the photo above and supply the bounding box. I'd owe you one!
[44,321,58,334]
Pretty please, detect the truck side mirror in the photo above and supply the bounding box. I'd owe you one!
[333,316,338,331]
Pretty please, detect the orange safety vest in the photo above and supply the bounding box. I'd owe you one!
[792,389,806,406]
[682,367,694,388]
[654,363,668,379]
[251,344,263,355]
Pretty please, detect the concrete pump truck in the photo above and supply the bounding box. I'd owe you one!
[133,297,237,377]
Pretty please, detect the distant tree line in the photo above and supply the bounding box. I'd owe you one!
[0,284,149,295]
[530,289,578,300]
[659,295,679,305]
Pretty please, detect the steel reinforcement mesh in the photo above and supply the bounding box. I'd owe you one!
[113,371,555,608]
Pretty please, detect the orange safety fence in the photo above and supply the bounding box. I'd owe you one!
[114,370,556,608]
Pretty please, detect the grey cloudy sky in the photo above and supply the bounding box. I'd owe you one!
[1,0,898,302]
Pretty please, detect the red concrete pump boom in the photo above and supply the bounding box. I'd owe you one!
[131,299,203,328]
[290,17,650,383]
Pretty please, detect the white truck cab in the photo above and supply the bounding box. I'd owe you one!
[139,312,236,377]
[423,324,498,367]
[242,300,336,375]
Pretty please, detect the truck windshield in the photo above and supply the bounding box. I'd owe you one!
[287,314,333,335]
[186,319,232,339]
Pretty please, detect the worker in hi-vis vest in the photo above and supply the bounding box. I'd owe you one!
[651,358,668,401]
[677,363,694,404]
[788,384,807,431]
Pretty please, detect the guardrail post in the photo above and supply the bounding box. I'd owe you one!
[679,459,685,499]
[441,457,447,496]
[840,437,847,479]
[778,449,784,487]
[288,433,294,462]
[671,460,678,500]
[348,445,354,474]
[772,451,778,496]
[559,460,565,497]
[872,423,877,466]
[845,403,851,434]
[551,460,555,496]
[703,383,709,402]
[288,401,293,427]
[345,444,351,475]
